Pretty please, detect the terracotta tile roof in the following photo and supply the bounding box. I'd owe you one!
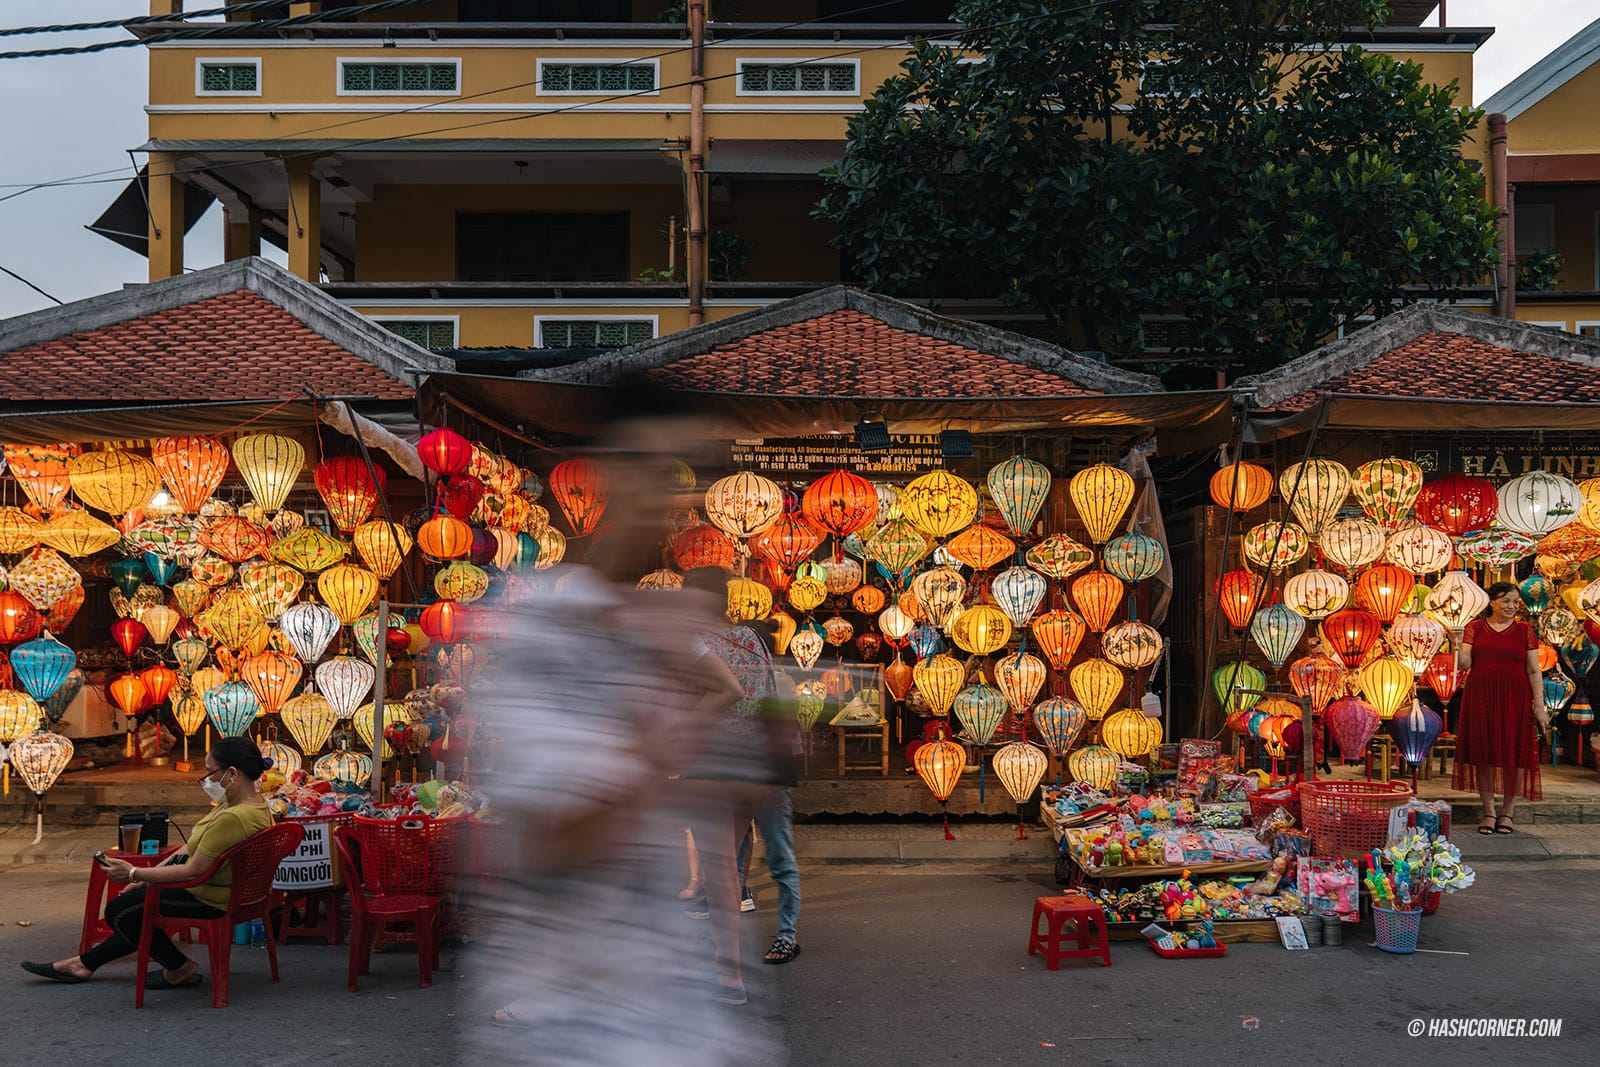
[645,309,1103,397]
[1268,330,1600,412]
[0,289,413,403]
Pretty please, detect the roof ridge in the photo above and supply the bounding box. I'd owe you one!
[1481,15,1600,119]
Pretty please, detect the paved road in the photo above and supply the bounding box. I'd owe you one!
[2,857,1588,1066]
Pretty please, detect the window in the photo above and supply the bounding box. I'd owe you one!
[196,59,260,95]
[1140,316,1204,351]
[456,213,629,283]
[737,60,859,96]
[535,318,656,349]
[1139,60,1201,99]
[1513,203,1555,256]
[339,60,459,95]
[1578,322,1600,339]
[375,319,457,350]
[539,60,657,95]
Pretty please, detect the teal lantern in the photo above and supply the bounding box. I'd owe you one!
[1102,532,1165,584]
[907,621,944,659]
[1562,636,1598,680]
[1248,604,1306,670]
[1519,574,1552,615]
[202,681,261,737]
[1544,671,1577,713]
[10,635,77,703]
[1212,661,1266,713]
[142,552,178,586]
[953,683,1008,746]
[110,557,146,598]
[40,669,85,724]
[313,738,372,786]
[987,456,1051,537]
[515,532,541,571]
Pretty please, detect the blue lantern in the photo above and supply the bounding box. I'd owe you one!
[1389,702,1444,767]
[10,636,77,703]
[142,552,178,586]
[203,682,261,737]
[40,669,85,723]
[1518,574,1552,615]
[1544,671,1577,712]
[516,531,541,571]
[991,566,1047,627]
[907,621,945,659]
[1561,636,1598,680]
[952,684,1008,746]
[110,557,146,598]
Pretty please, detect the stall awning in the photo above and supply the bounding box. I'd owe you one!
[86,165,216,256]
[1244,394,1600,442]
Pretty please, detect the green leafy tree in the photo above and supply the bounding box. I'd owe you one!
[817,0,1498,373]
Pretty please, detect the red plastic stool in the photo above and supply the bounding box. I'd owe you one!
[272,886,347,945]
[79,847,183,955]
[1027,895,1111,970]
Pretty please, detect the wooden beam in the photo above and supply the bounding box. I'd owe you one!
[1506,153,1600,184]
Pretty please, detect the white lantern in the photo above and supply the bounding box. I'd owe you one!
[878,604,915,642]
[1283,569,1349,620]
[1387,613,1448,676]
[1320,517,1386,571]
[280,602,342,664]
[1425,571,1490,636]
[1280,459,1350,538]
[991,566,1047,627]
[1102,620,1163,670]
[1497,471,1580,536]
[911,566,967,629]
[1384,524,1455,576]
[704,473,784,539]
[315,655,375,719]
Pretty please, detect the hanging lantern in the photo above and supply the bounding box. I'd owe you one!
[316,656,375,718]
[4,444,77,514]
[911,567,967,628]
[1350,457,1424,530]
[1321,608,1383,668]
[140,663,177,709]
[1101,707,1163,760]
[417,427,473,477]
[953,683,1008,745]
[1216,568,1267,631]
[821,557,863,596]
[913,737,967,822]
[949,604,1013,655]
[1069,658,1123,721]
[141,605,180,646]
[1067,745,1119,790]
[1518,574,1553,615]
[1387,613,1448,676]
[1384,525,1454,576]
[200,516,275,567]
[231,434,304,514]
[1564,635,1599,680]
[899,470,979,541]
[67,449,160,516]
[786,576,828,614]
[1102,620,1162,670]
[1211,661,1265,713]
[878,656,912,702]
[705,473,784,540]
[9,547,80,612]
[242,651,302,715]
[9,729,74,837]
[532,527,568,570]
[318,563,380,624]
[109,673,149,720]
[1241,521,1308,573]
[878,604,915,644]
[417,514,473,562]
[1071,571,1124,633]
[670,524,739,573]
[1357,657,1414,720]
[189,666,226,705]
[752,514,825,569]
[1318,517,1384,573]
[0,690,43,741]
[1030,609,1088,670]
[313,741,372,786]
[1426,571,1491,636]
[111,618,148,658]
[419,600,468,644]
[1289,652,1347,713]
[1568,694,1595,725]
[10,636,76,703]
[0,507,44,555]
[281,691,338,754]
[1415,473,1498,537]
[142,553,179,587]
[863,517,931,580]
[1102,532,1166,585]
[189,556,236,589]
[851,584,887,615]
[1209,460,1274,512]
[38,510,121,557]
[987,456,1051,536]
[992,740,1048,836]
[1539,607,1580,647]
[170,691,207,739]
[725,577,772,622]
[42,586,85,634]
[790,628,824,670]
[433,561,490,605]
[995,651,1046,713]
[1284,568,1348,620]
[200,589,266,650]
[1067,464,1135,545]
[109,557,147,599]
[171,579,210,620]
[991,567,1047,627]
[1280,459,1350,538]
[1422,652,1461,705]
[1032,697,1088,755]
[172,635,208,677]
[352,520,411,580]
[271,527,349,575]
[1498,471,1580,536]
[800,469,878,538]
[1024,533,1095,581]
[240,562,305,623]
[1249,604,1306,668]
[1458,527,1538,568]
[1544,670,1578,713]
[1354,563,1413,624]
[150,436,229,514]
[913,653,966,715]
[353,701,410,758]
[907,621,945,659]
[314,457,386,532]
[945,525,1015,573]
[548,458,607,537]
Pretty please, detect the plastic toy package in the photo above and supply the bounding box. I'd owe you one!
[1297,857,1360,921]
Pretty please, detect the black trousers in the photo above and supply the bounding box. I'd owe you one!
[80,887,223,973]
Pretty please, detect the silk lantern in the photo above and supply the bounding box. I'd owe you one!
[68,449,160,515]
[991,567,1047,627]
[1563,636,1598,680]
[912,653,965,715]
[281,691,338,754]
[821,557,863,595]
[110,557,147,598]
[1067,745,1119,790]
[1423,652,1461,705]
[10,636,76,703]
[151,436,229,514]
[417,514,472,562]
[789,628,824,670]
[907,621,944,659]
[911,567,966,628]
[240,562,304,623]
[1497,471,1580,536]
[43,585,85,633]
[319,564,379,624]
[548,457,607,536]
[1426,571,1491,636]
[1071,571,1123,632]
[316,656,375,719]
[1414,473,1498,537]
[313,742,372,787]
[1249,604,1306,669]
[1101,707,1162,759]
[1241,521,1308,573]
[280,602,341,664]
[913,737,967,838]
[9,730,74,842]
[1387,613,1448,676]
[801,469,878,537]
[38,510,121,557]
[242,651,302,715]
[705,473,784,539]
[1103,531,1166,586]
[898,470,978,542]
[820,615,855,650]
[1032,696,1087,755]
[172,692,207,743]
[353,520,412,580]
[3,444,76,514]
[1068,464,1135,545]
[438,476,485,521]
[1457,528,1536,568]
[1025,533,1095,581]
[1289,652,1347,713]
[1545,671,1578,712]
[0,690,43,740]
[995,650,1046,713]
[1284,568,1348,620]
[1031,609,1088,670]
[1212,661,1265,713]
[354,702,410,758]
[1322,608,1383,668]
[419,601,467,646]
[141,605,180,646]
[1217,568,1266,631]
[752,514,825,569]
[271,527,349,575]
[232,434,304,514]
[953,683,1008,745]
[172,636,209,676]
[434,561,490,604]
[1355,564,1412,624]
[1280,459,1350,538]
[109,673,149,720]
[0,507,43,555]
[948,604,1012,655]
[140,663,177,708]
[671,524,739,572]
[865,517,931,579]
[878,604,915,644]
[987,456,1051,536]
[786,577,827,614]
[1351,457,1424,530]
[314,457,386,531]
[946,525,1015,572]
[1209,460,1274,512]
[1069,658,1123,721]
[111,618,147,658]
[417,428,473,477]
[1102,620,1162,670]
[1358,657,1414,720]
[1390,702,1444,772]
[1319,517,1385,572]
[1385,525,1454,576]
[851,584,887,615]
[258,736,302,778]
[992,740,1049,838]
[534,527,568,570]
[726,577,773,623]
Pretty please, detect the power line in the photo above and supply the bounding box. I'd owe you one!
[0,263,64,304]
[0,0,316,38]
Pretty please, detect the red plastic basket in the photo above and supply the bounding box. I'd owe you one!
[351,812,468,897]
[1248,788,1302,826]
[467,811,505,882]
[1298,780,1413,860]
[1149,941,1228,959]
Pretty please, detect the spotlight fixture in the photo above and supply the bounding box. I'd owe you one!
[939,429,974,460]
[854,414,891,452]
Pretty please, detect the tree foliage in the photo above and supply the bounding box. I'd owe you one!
[817,0,1498,373]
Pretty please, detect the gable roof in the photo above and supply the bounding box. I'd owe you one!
[530,286,1164,398]
[0,257,449,407]
[1481,16,1600,120]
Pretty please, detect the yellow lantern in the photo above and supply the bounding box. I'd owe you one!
[534,528,567,570]
[866,516,931,576]
[899,470,979,541]
[948,604,1012,655]
[200,589,266,650]
[726,577,772,622]
[1280,459,1350,539]
[231,433,305,513]
[1068,463,1135,545]
[68,449,160,516]
[1067,745,1120,790]
[281,691,339,754]
[242,650,303,715]
[171,579,211,619]
[991,740,1049,807]
[637,569,684,592]
[38,510,122,557]
[945,524,1016,572]
[240,561,305,622]
[141,605,180,646]
[1101,707,1163,759]
[353,701,410,758]
[172,691,207,738]
[1357,656,1415,720]
[0,690,43,741]
[0,507,44,555]
[1071,570,1124,632]
[1577,477,1600,531]
[433,561,490,604]
[770,610,797,655]
[489,528,520,571]
[912,653,966,716]
[1069,658,1124,721]
[318,563,380,624]
[353,520,412,580]
[189,666,226,704]
[787,576,828,613]
[271,527,350,574]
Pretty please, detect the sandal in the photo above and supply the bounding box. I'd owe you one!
[1495,816,1516,835]
[144,969,202,990]
[20,961,87,984]
[763,936,801,965]
[1477,817,1496,835]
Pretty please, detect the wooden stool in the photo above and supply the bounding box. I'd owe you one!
[1365,735,1395,783]
[835,720,891,777]
[1433,737,1457,778]
[1027,894,1111,970]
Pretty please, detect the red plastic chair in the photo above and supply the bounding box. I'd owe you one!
[133,823,305,1009]
[333,825,442,992]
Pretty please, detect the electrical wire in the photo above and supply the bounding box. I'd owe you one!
[0,263,63,304]
[0,0,331,38]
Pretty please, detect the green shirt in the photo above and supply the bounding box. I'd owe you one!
[186,802,273,910]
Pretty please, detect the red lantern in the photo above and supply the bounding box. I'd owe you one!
[1413,473,1498,538]
[671,524,739,572]
[751,514,825,569]
[140,663,178,707]
[469,527,498,567]
[1586,619,1600,648]
[44,584,85,632]
[417,428,473,477]
[1424,651,1461,704]
[198,516,269,564]
[420,600,468,644]
[1353,563,1411,624]
[1216,568,1267,631]
[855,632,883,661]
[438,476,485,521]
[111,618,148,658]
[801,469,878,538]
[0,591,43,645]
[385,625,412,654]
[1288,652,1346,713]
[314,456,386,532]
[548,458,607,537]
[1322,608,1382,669]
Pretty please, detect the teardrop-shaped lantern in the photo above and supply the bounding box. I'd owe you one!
[1389,702,1444,767]
[111,618,148,658]
[994,651,1046,713]
[865,518,931,578]
[1216,568,1267,631]
[1563,635,1599,680]
[900,470,979,541]
[1071,571,1124,633]
[281,691,339,754]
[1289,652,1347,713]
[1249,604,1306,668]
[1283,568,1349,620]
[232,433,304,514]
[953,683,1008,745]
[1325,696,1380,762]
[1498,471,1580,536]
[914,737,967,801]
[238,561,304,623]
[913,653,966,716]
[790,628,824,670]
[280,602,341,664]
[10,729,75,812]
[911,567,967,629]
[10,635,76,703]
[1384,525,1454,576]
[1102,620,1162,670]
[1069,658,1123,721]
[1209,461,1274,512]
[883,656,915,702]
[352,519,412,580]
[172,636,209,676]
[705,472,784,540]
[991,567,1046,627]
[242,650,303,715]
[199,589,266,650]
[172,691,207,737]
[1426,571,1491,637]
[548,457,607,537]
[314,456,386,532]
[1321,608,1384,668]
[151,436,229,515]
[948,604,1012,655]
[987,456,1051,536]
[1068,464,1135,545]
[800,469,878,538]
[1030,609,1088,671]
[141,605,180,646]
[1067,745,1120,790]
[1280,459,1350,539]
[752,514,825,570]
[1101,707,1163,759]
[203,680,260,737]
[315,656,375,719]
[1211,661,1265,713]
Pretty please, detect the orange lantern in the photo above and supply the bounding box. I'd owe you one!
[199,517,269,564]
[314,456,386,532]
[110,673,149,719]
[151,436,229,514]
[1536,643,1558,673]
[1216,568,1267,631]
[242,650,303,715]
[1357,657,1415,720]
[548,457,607,536]
[1071,571,1124,633]
[1321,608,1384,669]
[801,469,879,538]
[751,514,825,569]
[1209,461,1274,512]
[1289,652,1347,713]
[851,584,887,615]
[1030,609,1088,670]
[945,524,1016,572]
[913,735,968,837]
[3,444,78,514]
[419,600,468,644]
[417,514,473,562]
[353,520,412,580]
[139,664,178,708]
[1354,563,1412,624]
[671,524,739,572]
[0,592,44,645]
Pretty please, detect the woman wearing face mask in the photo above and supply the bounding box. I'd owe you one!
[21,738,274,989]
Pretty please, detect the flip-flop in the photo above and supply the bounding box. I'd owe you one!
[144,969,202,990]
[21,961,87,984]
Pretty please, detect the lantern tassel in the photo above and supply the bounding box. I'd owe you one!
[942,808,954,841]
[34,811,43,845]
[1015,806,1028,841]
[3,764,8,796]
[978,762,986,803]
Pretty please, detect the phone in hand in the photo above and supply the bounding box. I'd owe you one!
[93,850,110,867]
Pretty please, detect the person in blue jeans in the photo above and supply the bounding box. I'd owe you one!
[737,788,801,963]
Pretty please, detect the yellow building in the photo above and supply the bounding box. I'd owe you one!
[120,1,1497,358]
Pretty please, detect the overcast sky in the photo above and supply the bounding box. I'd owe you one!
[0,1,1595,318]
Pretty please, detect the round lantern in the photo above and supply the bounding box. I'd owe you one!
[242,650,302,715]
[752,514,825,570]
[1249,604,1306,668]
[1032,697,1088,755]
[353,701,411,758]
[726,577,773,622]
[1354,563,1413,624]
[1071,571,1124,632]
[1025,533,1095,581]
[1289,652,1347,713]
[278,602,338,664]
[432,561,489,605]
[1241,521,1308,573]
[1284,568,1348,620]
[992,740,1049,836]
[438,476,485,522]
[39,510,122,557]
[139,663,178,709]
[821,557,863,596]
[1069,658,1123,721]
[991,567,1047,627]
[317,563,380,624]
[1318,517,1384,572]
[1068,464,1135,545]
[851,584,887,615]
[948,604,1012,655]
[865,517,931,578]
[1415,473,1498,537]
[1212,661,1265,713]
[417,514,473,562]
[1498,471,1580,536]
[1067,745,1119,790]
[313,457,386,532]
[531,527,568,571]
[110,618,147,658]
[786,576,828,614]
[1577,476,1600,530]
[705,473,784,540]
[5,444,76,515]
[1351,457,1424,530]
[911,567,967,628]
[548,457,607,537]
[855,632,883,661]
[945,524,1015,572]
[10,636,76,703]
[801,469,878,537]
[0,690,43,740]
[1216,568,1266,631]
[1357,657,1414,720]
[68,449,160,516]
[141,605,180,646]
[1101,620,1162,670]
[994,650,1046,713]
[913,736,967,836]
[151,436,229,514]
[878,604,915,643]
[1030,609,1088,670]
[1321,608,1383,668]
[789,628,824,670]
[1209,461,1274,512]
[9,729,75,840]
[1280,459,1350,538]
[1387,613,1447,676]
[1101,707,1162,759]
[912,653,966,716]
[417,428,473,477]
[953,683,1008,745]
[899,470,978,541]
[231,434,304,514]
[315,656,375,719]
[1426,571,1491,636]
[419,600,468,645]
[1384,525,1454,576]
[671,524,739,573]
[988,456,1051,536]
[281,691,338,754]
[1103,532,1166,585]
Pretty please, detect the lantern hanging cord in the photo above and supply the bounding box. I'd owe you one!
[208,396,304,439]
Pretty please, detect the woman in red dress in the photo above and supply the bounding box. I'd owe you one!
[1453,582,1549,833]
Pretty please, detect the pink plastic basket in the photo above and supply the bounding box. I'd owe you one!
[1372,905,1423,954]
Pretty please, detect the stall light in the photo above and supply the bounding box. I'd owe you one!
[939,430,974,460]
[854,415,891,452]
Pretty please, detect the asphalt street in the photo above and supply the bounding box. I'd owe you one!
[1,857,1589,1066]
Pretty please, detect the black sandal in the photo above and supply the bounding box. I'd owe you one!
[763,936,801,964]
[21,961,87,984]
[1477,817,1496,835]
[143,969,202,989]
[1495,816,1516,835]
